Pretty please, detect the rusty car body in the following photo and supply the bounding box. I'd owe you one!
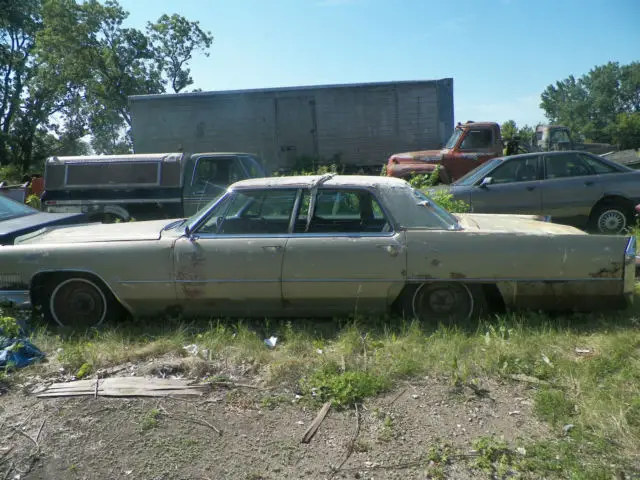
[386,121,504,183]
[0,174,635,328]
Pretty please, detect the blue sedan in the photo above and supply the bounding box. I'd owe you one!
[0,194,88,245]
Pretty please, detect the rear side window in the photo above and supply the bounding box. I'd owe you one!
[579,154,620,174]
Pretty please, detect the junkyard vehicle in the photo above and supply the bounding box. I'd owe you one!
[386,121,504,184]
[434,150,640,234]
[41,152,267,223]
[0,194,87,246]
[530,125,617,156]
[0,174,634,328]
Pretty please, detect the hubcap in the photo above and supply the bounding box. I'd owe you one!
[50,278,107,328]
[597,209,626,234]
[412,283,474,324]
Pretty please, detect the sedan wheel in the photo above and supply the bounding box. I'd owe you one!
[412,282,474,324]
[593,206,629,234]
[49,277,109,328]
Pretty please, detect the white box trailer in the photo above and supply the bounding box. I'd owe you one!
[128,78,454,173]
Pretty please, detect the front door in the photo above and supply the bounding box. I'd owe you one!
[182,155,249,217]
[281,187,406,317]
[445,128,498,181]
[173,187,299,317]
[469,154,543,214]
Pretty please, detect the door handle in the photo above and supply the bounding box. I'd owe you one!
[584,181,594,186]
[377,244,400,257]
[526,186,536,191]
[262,245,284,253]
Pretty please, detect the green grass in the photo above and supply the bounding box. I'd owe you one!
[2,289,640,475]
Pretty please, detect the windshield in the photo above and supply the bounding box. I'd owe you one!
[452,157,504,186]
[444,129,462,149]
[0,194,37,222]
[411,189,461,230]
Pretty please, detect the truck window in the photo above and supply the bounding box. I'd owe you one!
[192,157,246,187]
[459,130,493,150]
[65,162,160,187]
[239,156,265,178]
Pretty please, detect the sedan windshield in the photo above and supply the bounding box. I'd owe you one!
[453,157,504,186]
[0,194,37,222]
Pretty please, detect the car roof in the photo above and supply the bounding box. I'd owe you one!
[230,174,411,190]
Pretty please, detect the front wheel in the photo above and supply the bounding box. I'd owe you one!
[44,276,119,329]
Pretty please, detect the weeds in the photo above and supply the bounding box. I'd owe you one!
[139,408,161,431]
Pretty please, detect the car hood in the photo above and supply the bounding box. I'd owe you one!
[0,212,86,236]
[456,213,585,235]
[14,218,180,245]
[391,149,445,163]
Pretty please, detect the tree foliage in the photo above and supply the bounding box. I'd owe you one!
[540,61,640,147]
[0,0,213,171]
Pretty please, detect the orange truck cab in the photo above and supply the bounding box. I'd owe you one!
[386,121,503,184]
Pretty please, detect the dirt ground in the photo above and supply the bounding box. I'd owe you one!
[0,360,554,480]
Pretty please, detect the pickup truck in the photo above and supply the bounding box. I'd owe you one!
[386,121,503,184]
[41,152,267,223]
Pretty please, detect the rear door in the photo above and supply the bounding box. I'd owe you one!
[468,155,543,214]
[280,187,406,316]
[540,152,605,223]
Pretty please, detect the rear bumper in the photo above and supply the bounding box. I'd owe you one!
[0,290,31,309]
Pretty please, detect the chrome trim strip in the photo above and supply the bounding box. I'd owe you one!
[0,290,31,309]
[194,232,398,239]
[116,277,620,285]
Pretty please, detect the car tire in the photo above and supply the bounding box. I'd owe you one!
[43,275,120,329]
[589,202,632,235]
[409,282,487,325]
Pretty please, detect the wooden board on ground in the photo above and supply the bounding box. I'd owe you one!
[36,377,211,398]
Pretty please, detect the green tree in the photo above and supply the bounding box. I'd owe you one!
[147,14,213,93]
[609,112,640,150]
[540,61,640,144]
[501,120,517,140]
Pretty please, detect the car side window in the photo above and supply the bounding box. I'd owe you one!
[198,188,298,235]
[578,154,619,174]
[294,188,391,234]
[486,156,539,184]
[239,156,265,178]
[459,130,493,150]
[545,153,592,179]
[192,157,246,187]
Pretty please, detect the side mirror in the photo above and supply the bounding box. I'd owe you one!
[479,177,493,188]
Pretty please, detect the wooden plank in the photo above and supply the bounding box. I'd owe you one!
[301,401,332,444]
[36,377,211,398]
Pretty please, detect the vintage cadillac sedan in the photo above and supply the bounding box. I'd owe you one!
[0,174,636,328]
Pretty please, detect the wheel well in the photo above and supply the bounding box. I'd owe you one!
[589,195,634,218]
[30,271,127,313]
[391,281,505,317]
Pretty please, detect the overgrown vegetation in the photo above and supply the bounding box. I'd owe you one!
[1,291,637,473]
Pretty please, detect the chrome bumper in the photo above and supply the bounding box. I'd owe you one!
[0,290,31,309]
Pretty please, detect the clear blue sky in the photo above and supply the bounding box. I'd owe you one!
[120,0,639,128]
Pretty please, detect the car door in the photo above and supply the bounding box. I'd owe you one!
[183,155,249,216]
[467,155,543,214]
[173,187,298,317]
[540,152,605,223]
[281,187,406,317]
[446,128,497,180]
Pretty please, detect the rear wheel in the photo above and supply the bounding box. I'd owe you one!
[43,275,120,329]
[411,282,485,325]
[589,201,632,234]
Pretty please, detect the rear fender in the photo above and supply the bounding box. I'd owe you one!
[405,230,629,282]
